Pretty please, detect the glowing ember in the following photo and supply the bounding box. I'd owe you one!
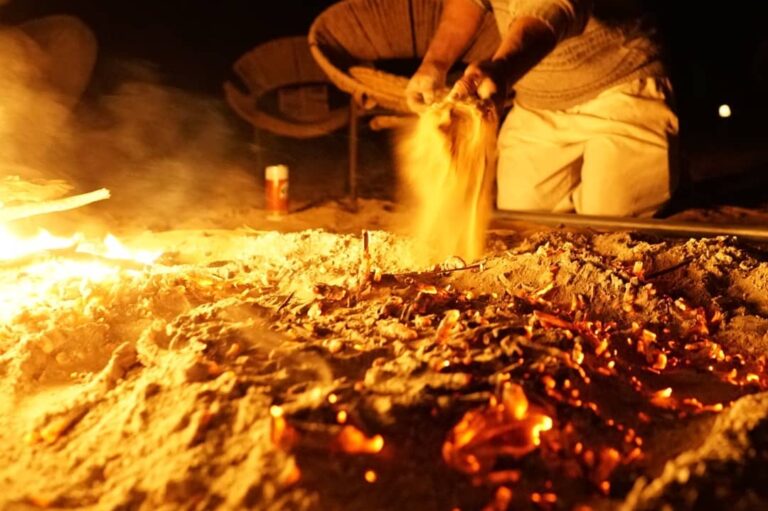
[443,383,553,475]
[485,486,513,511]
[270,406,298,450]
[336,425,385,454]
[650,387,675,408]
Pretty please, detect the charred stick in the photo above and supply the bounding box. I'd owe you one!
[645,257,694,279]
[276,292,295,313]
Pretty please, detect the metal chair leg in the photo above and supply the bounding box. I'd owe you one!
[348,97,359,211]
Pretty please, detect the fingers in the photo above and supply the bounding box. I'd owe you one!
[421,87,435,105]
[406,60,505,112]
[405,89,428,113]
[446,63,475,101]
[448,64,496,103]
[405,75,438,113]
[447,79,469,102]
[476,76,497,100]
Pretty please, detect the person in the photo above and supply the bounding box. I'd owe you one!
[405,0,679,217]
[0,8,97,168]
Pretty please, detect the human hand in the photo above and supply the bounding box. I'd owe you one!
[448,60,506,112]
[405,61,448,113]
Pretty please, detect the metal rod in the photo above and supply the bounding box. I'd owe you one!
[491,210,768,243]
[348,96,359,211]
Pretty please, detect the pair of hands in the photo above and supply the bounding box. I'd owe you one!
[405,60,507,113]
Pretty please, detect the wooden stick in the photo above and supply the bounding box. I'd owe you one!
[0,188,110,224]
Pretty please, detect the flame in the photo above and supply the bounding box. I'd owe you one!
[77,234,161,265]
[0,225,161,265]
[0,224,77,260]
[0,225,162,322]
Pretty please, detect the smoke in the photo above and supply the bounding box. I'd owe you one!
[0,27,71,176]
[58,62,261,232]
[0,41,260,234]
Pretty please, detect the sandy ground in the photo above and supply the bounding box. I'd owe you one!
[3,77,768,509]
[3,199,768,510]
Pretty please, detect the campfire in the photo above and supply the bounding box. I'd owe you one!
[3,183,768,511]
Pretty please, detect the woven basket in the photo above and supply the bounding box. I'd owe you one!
[224,36,349,138]
[309,0,500,113]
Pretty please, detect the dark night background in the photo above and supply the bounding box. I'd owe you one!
[2,0,768,207]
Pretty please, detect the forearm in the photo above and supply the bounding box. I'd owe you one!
[421,0,486,72]
[488,16,557,86]
[491,0,592,85]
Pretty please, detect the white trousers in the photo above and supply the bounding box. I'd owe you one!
[496,77,679,217]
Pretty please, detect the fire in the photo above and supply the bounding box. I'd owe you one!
[79,234,161,265]
[0,224,76,260]
[0,225,162,322]
[0,224,161,265]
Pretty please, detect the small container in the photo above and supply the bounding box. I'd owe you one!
[265,164,289,218]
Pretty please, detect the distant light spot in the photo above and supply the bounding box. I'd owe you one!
[718,104,732,118]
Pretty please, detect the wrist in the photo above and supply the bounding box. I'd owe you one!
[485,57,513,82]
[419,59,450,77]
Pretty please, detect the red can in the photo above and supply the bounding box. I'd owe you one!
[265,164,289,218]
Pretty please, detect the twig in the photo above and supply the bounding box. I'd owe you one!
[276,292,295,313]
[357,230,372,291]
[383,261,486,280]
[645,257,694,280]
[0,188,110,223]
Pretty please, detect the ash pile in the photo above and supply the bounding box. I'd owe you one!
[3,228,768,511]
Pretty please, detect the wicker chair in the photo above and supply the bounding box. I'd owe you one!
[224,36,349,139]
[308,0,499,114]
[308,0,500,203]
